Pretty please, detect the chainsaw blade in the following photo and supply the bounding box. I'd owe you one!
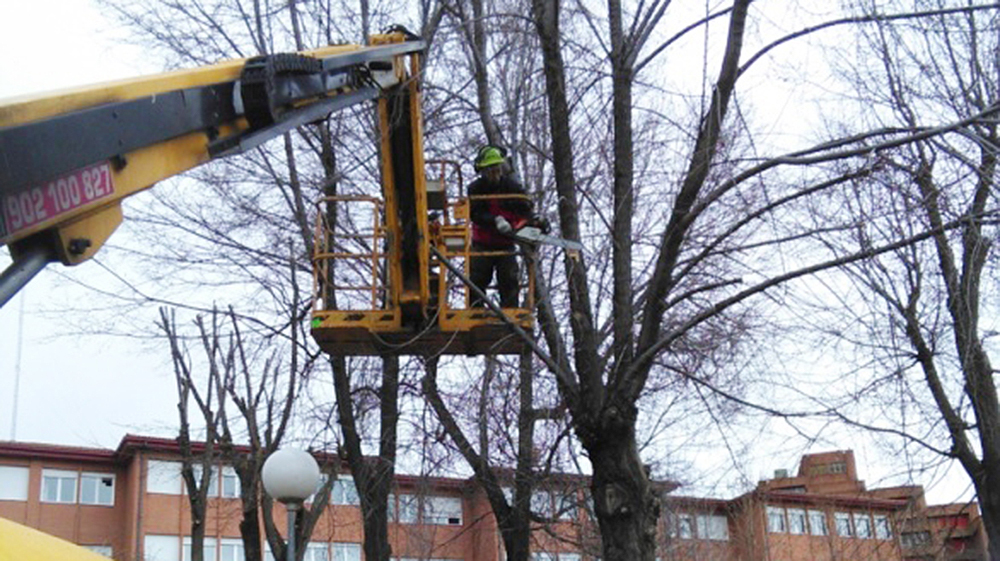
[513,226,583,251]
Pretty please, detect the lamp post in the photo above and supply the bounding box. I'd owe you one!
[262,449,320,561]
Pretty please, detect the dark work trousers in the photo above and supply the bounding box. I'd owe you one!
[469,243,520,308]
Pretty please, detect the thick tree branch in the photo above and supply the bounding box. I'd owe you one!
[631,0,751,400]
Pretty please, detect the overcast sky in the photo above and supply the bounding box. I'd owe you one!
[0,0,977,507]
[0,0,178,450]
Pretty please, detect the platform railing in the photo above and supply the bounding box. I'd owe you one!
[311,195,387,312]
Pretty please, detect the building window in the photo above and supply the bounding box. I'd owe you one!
[390,494,463,525]
[900,531,932,548]
[0,465,29,501]
[787,509,806,535]
[183,536,218,561]
[425,495,463,525]
[874,514,892,539]
[220,538,244,561]
[306,474,327,505]
[221,467,239,498]
[834,512,854,537]
[808,510,827,536]
[190,465,218,497]
[664,512,678,538]
[333,543,361,561]
[332,476,360,505]
[853,513,872,539]
[304,542,329,561]
[82,545,113,558]
[80,473,115,506]
[397,493,419,524]
[145,535,180,561]
[147,460,183,495]
[584,490,595,519]
[556,491,578,521]
[678,514,694,539]
[697,514,729,541]
[695,514,709,539]
[828,461,846,474]
[767,506,786,533]
[41,469,77,503]
[531,490,554,518]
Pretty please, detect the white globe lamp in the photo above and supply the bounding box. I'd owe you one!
[262,448,320,503]
[262,449,320,561]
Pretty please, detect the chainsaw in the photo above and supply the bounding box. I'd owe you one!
[511,220,583,251]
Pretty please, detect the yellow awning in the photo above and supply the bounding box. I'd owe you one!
[0,517,111,561]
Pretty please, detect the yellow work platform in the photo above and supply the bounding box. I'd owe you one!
[311,307,532,356]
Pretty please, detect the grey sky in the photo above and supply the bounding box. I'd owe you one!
[0,0,976,507]
[0,0,174,449]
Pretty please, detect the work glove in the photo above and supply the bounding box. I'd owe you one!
[535,216,551,234]
[495,215,513,234]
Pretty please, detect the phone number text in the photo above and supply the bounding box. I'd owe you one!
[2,163,115,237]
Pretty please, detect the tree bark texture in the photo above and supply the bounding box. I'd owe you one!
[587,403,659,560]
[332,354,399,561]
[422,355,535,561]
[528,1,751,559]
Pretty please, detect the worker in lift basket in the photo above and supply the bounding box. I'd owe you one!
[467,145,548,308]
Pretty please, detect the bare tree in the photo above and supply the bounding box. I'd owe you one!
[159,308,227,561]
[798,1,1000,556]
[326,354,402,561]
[317,5,454,561]
[521,1,755,558]
[519,1,1000,558]
[92,1,1000,560]
[159,304,338,561]
[422,351,569,561]
[93,1,416,558]
[413,3,582,560]
[220,304,335,561]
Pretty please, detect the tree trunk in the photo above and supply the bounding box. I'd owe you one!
[976,466,1000,560]
[422,354,536,561]
[332,355,399,561]
[359,460,394,561]
[190,505,206,561]
[236,458,263,561]
[500,525,532,561]
[584,405,658,561]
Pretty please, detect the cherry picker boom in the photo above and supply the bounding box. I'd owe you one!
[0,31,534,357]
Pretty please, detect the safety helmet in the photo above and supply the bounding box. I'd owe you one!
[474,145,507,172]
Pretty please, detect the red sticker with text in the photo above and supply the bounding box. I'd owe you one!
[2,162,116,238]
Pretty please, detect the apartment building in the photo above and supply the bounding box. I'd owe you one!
[660,450,987,561]
[0,436,987,561]
[872,485,988,561]
[0,435,596,561]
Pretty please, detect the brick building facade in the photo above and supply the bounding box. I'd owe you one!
[660,450,987,561]
[0,436,986,561]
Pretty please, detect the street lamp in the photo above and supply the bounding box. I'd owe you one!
[262,449,320,561]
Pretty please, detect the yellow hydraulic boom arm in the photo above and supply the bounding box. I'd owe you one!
[0,33,425,307]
